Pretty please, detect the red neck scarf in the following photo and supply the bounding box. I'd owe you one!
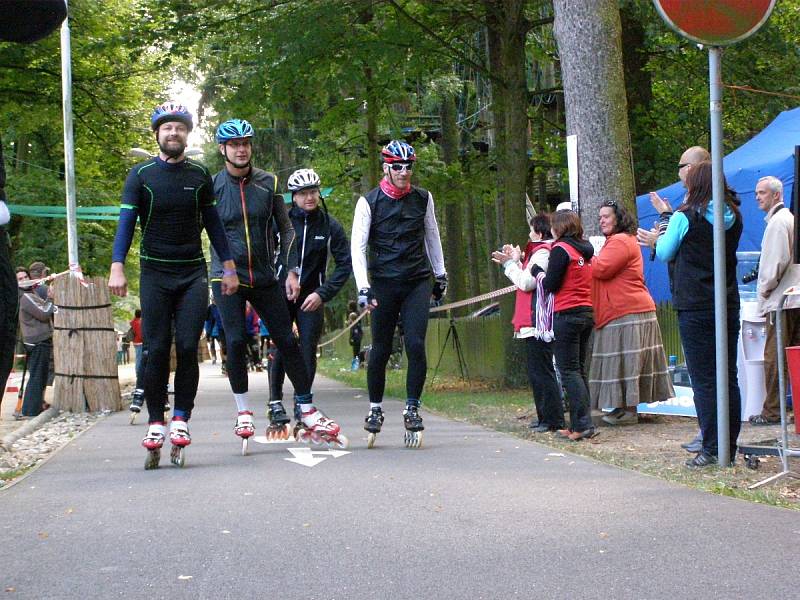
[380,178,411,200]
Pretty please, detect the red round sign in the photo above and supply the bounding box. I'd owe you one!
[653,0,776,46]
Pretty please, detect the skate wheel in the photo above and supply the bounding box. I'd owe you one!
[366,432,376,449]
[144,449,160,470]
[404,431,423,449]
[241,437,249,456]
[129,412,138,425]
[171,446,186,467]
[333,434,349,450]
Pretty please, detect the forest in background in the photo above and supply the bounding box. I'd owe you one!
[3,0,799,352]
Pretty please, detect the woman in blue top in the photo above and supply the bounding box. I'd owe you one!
[654,160,743,467]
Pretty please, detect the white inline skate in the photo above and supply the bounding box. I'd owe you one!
[234,410,255,455]
[169,419,191,467]
[142,423,166,470]
[293,407,349,449]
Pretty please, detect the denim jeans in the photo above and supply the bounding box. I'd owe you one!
[553,307,594,432]
[678,308,741,459]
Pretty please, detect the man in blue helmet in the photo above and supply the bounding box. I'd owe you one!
[211,119,348,453]
[109,101,239,469]
[352,140,447,448]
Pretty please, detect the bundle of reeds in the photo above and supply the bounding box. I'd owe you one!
[52,275,122,412]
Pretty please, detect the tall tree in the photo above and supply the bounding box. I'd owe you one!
[552,0,635,232]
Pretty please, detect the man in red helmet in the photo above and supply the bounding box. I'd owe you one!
[352,140,447,448]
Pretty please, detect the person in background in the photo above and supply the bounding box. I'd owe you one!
[493,213,564,433]
[589,201,674,425]
[751,176,800,425]
[347,300,363,371]
[17,267,56,417]
[652,160,742,467]
[533,210,596,441]
[130,309,143,372]
[637,145,710,453]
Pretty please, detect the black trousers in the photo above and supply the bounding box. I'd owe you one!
[21,339,51,417]
[0,228,17,412]
[213,281,310,399]
[368,277,432,404]
[270,299,323,400]
[525,336,565,428]
[552,307,594,433]
[139,263,208,423]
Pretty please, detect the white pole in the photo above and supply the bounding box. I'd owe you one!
[709,47,731,467]
[60,1,79,268]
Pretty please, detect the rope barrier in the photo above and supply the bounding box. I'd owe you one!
[317,284,516,350]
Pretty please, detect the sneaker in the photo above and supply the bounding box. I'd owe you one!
[681,430,703,453]
[748,414,780,426]
[602,408,638,426]
[685,451,718,468]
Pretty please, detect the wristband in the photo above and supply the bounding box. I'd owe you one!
[223,269,236,277]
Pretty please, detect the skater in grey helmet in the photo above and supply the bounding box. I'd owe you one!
[351,140,447,448]
[269,168,352,408]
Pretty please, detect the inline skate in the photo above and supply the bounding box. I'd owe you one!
[364,406,384,449]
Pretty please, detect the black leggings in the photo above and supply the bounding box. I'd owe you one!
[139,263,208,423]
[270,300,323,400]
[368,278,432,404]
[213,281,310,398]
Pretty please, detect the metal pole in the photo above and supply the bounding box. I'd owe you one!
[709,47,730,466]
[60,2,79,267]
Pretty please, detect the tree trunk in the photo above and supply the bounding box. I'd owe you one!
[552,0,635,233]
[464,200,481,297]
[482,197,499,290]
[440,92,467,314]
[485,0,530,386]
[364,65,379,190]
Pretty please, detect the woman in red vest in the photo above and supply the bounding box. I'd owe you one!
[533,210,596,441]
[493,213,565,433]
[589,201,674,425]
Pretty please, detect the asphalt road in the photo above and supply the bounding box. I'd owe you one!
[1,362,796,599]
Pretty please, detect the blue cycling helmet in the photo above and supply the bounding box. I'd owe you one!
[216,118,255,143]
[151,101,193,132]
[381,140,416,163]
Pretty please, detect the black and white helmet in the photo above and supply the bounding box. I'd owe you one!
[287,168,321,193]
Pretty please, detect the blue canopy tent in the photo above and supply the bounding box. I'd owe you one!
[636,106,800,303]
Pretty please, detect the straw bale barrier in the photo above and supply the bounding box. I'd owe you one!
[52,275,122,412]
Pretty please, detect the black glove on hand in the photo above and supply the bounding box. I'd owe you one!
[432,275,448,302]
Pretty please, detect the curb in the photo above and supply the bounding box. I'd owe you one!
[0,406,60,452]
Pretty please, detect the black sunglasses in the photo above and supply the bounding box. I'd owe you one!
[678,163,689,169]
[389,163,413,172]
[602,200,618,208]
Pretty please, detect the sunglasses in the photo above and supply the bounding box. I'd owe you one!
[389,163,413,172]
[678,163,689,169]
[602,200,618,208]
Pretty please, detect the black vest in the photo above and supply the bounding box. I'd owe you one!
[671,209,742,311]
[365,186,431,282]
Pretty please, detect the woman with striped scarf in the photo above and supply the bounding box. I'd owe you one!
[493,213,565,433]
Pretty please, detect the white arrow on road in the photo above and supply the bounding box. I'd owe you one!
[284,447,350,467]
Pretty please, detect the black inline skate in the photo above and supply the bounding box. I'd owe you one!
[266,400,291,441]
[403,404,424,449]
[129,389,145,425]
[364,406,384,449]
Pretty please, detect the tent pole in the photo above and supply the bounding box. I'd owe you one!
[60,1,79,268]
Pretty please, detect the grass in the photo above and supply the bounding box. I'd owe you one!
[318,356,800,509]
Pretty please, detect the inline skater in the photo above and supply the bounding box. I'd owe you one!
[210,119,347,454]
[351,140,447,448]
[270,168,352,402]
[109,101,239,469]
